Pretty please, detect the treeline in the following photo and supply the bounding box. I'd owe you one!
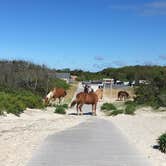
[70,66,166,83]
[0,60,69,96]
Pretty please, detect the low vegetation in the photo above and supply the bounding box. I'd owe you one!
[101,101,137,116]
[158,133,166,153]
[101,103,117,111]
[109,109,124,116]
[54,104,68,114]
[0,90,43,116]
[124,101,137,115]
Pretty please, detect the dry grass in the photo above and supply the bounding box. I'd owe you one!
[64,82,78,104]
[104,87,135,102]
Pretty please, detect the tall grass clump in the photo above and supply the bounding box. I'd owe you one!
[54,104,67,114]
[101,103,117,111]
[158,133,166,153]
[109,109,124,116]
[124,101,136,115]
[101,103,124,116]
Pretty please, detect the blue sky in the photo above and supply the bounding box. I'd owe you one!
[0,0,166,71]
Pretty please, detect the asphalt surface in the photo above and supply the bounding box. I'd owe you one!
[28,85,152,166]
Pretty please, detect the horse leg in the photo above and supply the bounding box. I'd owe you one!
[79,104,83,115]
[92,104,97,116]
[92,105,94,115]
[76,104,79,115]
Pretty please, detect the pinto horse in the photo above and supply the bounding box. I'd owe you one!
[45,87,67,105]
[70,92,98,116]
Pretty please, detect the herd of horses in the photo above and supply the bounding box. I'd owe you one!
[44,87,129,116]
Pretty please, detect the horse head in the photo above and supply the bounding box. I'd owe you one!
[45,91,54,105]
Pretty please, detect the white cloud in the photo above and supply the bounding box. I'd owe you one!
[159,55,166,60]
[110,1,166,16]
[146,2,166,8]
[94,56,104,61]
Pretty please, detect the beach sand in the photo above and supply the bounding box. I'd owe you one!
[0,107,89,166]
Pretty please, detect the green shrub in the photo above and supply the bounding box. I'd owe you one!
[125,101,136,106]
[158,133,166,153]
[101,103,117,111]
[0,91,44,116]
[62,104,68,109]
[134,77,166,109]
[125,104,136,115]
[109,109,124,116]
[54,105,66,114]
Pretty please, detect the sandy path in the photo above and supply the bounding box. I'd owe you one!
[0,107,90,166]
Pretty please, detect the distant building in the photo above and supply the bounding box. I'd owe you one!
[55,72,70,83]
[103,78,114,88]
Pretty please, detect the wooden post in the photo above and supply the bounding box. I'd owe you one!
[110,82,112,102]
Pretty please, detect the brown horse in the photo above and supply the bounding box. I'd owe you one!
[70,92,98,116]
[45,87,67,105]
[117,91,129,101]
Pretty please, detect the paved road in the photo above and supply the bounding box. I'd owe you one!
[28,119,151,166]
[28,84,152,166]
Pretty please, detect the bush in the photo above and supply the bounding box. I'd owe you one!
[109,109,124,116]
[134,76,166,109]
[54,105,66,114]
[0,91,44,116]
[101,103,117,111]
[125,104,136,115]
[125,101,136,106]
[62,104,68,109]
[158,133,166,153]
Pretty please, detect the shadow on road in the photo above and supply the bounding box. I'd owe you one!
[68,112,93,116]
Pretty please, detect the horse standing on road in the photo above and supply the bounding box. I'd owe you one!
[45,87,67,105]
[70,92,98,116]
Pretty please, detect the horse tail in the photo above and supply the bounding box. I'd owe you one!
[70,100,77,108]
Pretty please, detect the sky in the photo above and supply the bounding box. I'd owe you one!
[0,0,166,72]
